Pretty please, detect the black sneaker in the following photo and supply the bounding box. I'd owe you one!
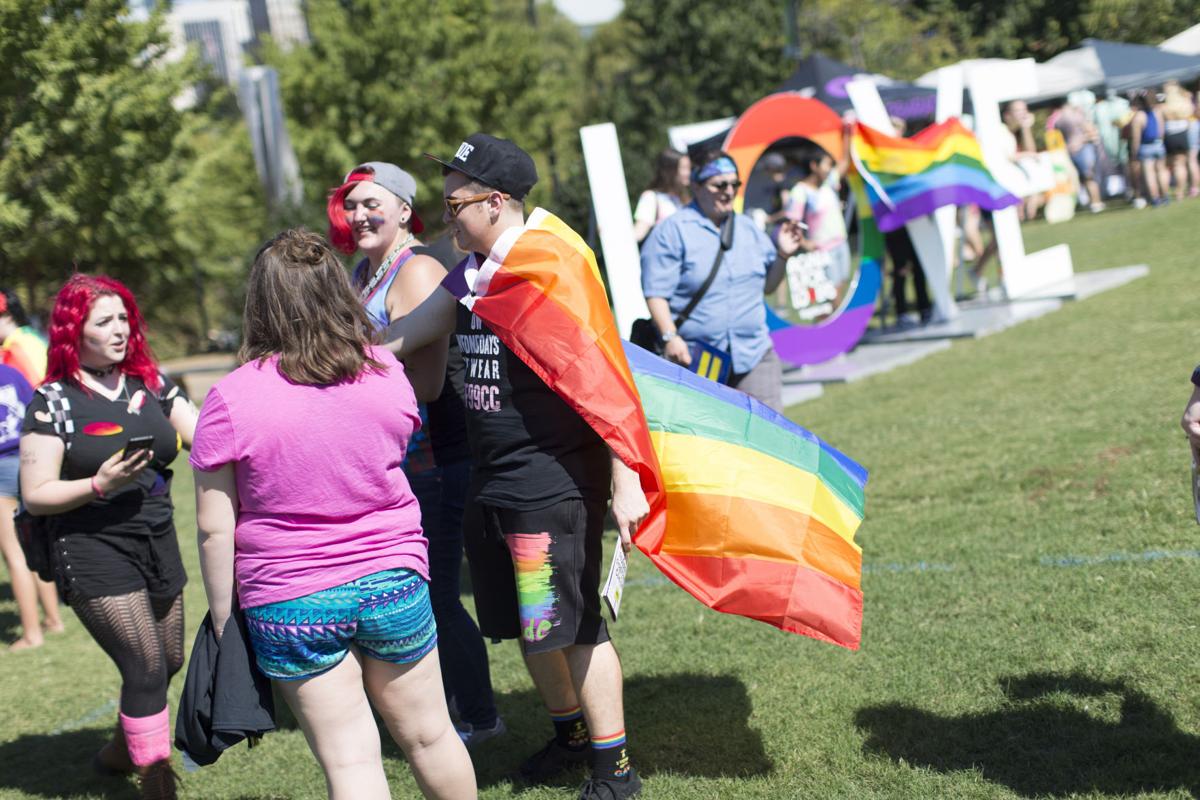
[578,770,643,799]
[517,738,589,785]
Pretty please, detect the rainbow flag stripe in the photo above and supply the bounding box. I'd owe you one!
[453,209,866,648]
[627,343,865,647]
[852,118,1019,232]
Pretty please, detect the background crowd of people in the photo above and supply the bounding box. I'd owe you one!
[629,80,1200,332]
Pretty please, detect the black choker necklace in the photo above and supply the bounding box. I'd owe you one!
[80,364,117,378]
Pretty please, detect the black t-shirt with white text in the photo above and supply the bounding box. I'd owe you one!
[454,300,609,510]
[23,375,186,537]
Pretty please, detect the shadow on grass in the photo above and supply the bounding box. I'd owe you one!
[0,727,133,798]
[855,671,1200,798]
[447,671,770,791]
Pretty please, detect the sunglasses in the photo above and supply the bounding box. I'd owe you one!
[705,180,742,193]
[444,191,510,218]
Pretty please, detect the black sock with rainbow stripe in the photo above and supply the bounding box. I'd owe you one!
[591,729,632,780]
[550,706,589,751]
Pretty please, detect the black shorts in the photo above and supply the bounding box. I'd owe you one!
[1165,129,1191,155]
[53,529,187,605]
[463,496,610,654]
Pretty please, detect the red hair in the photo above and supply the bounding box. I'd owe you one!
[326,168,376,254]
[44,274,161,392]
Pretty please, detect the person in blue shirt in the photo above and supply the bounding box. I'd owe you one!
[640,147,803,411]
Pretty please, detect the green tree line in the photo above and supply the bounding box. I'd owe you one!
[2,0,1194,354]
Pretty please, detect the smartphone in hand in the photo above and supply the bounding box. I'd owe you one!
[122,435,155,461]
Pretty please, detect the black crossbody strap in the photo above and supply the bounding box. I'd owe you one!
[674,212,735,329]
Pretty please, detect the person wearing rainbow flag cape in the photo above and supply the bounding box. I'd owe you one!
[384,133,647,800]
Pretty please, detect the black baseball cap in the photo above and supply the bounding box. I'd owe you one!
[424,133,538,200]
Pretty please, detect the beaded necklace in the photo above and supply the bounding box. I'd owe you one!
[359,233,416,303]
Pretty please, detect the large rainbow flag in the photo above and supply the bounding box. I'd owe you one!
[454,208,867,648]
[852,118,1019,232]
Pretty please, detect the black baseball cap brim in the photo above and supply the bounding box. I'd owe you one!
[423,152,491,189]
[423,133,538,200]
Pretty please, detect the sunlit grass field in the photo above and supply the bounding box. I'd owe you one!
[2,201,1200,798]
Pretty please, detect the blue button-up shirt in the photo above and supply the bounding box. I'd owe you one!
[640,202,778,373]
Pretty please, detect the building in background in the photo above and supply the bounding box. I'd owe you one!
[239,66,304,209]
[248,0,308,49]
[132,0,306,202]
[152,0,307,88]
[166,0,254,85]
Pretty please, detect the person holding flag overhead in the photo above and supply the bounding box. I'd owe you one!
[383,133,648,799]
[639,146,805,411]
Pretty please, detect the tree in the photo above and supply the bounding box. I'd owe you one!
[0,0,269,352]
[791,0,959,79]
[915,0,1200,61]
[262,0,590,231]
[168,116,269,343]
[584,0,794,198]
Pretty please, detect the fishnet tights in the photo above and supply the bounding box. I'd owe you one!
[72,590,185,717]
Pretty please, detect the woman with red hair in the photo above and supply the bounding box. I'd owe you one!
[20,274,198,798]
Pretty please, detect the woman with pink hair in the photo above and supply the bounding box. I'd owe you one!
[20,274,198,798]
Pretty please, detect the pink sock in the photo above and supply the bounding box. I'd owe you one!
[120,707,171,767]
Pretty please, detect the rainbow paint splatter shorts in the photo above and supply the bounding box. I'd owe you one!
[244,568,436,680]
[464,497,610,654]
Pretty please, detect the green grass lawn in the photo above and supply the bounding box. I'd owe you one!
[3,202,1200,798]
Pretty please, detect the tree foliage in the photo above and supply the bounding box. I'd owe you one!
[792,0,959,79]
[0,0,268,351]
[583,0,794,198]
[263,0,589,231]
[915,0,1200,60]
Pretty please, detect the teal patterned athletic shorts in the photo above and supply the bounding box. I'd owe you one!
[244,568,436,681]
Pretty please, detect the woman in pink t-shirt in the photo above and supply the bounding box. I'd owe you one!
[191,229,473,799]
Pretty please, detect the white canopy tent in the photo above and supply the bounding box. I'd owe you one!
[666,117,736,153]
[916,57,1102,105]
[1163,23,1200,55]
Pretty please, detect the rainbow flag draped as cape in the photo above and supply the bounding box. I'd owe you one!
[852,118,1019,233]
[452,208,867,648]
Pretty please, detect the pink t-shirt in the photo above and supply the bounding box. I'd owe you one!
[190,347,427,609]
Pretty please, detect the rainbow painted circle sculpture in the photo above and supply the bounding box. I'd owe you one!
[722,93,881,367]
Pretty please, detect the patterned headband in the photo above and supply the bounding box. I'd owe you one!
[692,157,739,184]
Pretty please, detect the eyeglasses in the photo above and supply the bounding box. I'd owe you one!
[444,191,510,218]
[704,180,742,193]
